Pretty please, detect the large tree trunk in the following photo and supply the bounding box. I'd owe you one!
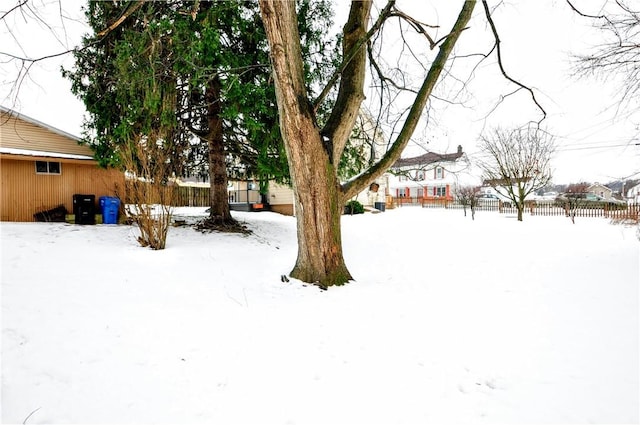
[290,147,352,288]
[260,0,476,287]
[259,0,352,288]
[206,75,233,223]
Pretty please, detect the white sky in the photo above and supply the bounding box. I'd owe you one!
[1,0,638,185]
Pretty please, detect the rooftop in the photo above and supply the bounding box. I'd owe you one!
[392,145,464,168]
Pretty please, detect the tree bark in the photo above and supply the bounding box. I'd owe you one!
[259,0,351,288]
[206,75,233,223]
[517,205,524,221]
[321,0,371,165]
[259,0,476,287]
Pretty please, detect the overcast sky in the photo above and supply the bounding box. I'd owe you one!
[1,0,638,185]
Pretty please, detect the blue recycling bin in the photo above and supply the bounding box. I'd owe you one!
[99,196,121,224]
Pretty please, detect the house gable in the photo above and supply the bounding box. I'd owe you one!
[587,183,613,199]
[387,145,467,201]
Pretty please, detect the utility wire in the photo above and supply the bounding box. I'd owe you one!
[556,142,639,152]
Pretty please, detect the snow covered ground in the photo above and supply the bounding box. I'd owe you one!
[1,207,638,424]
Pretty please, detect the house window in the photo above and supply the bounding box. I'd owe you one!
[416,170,425,181]
[397,188,407,197]
[417,188,424,198]
[35,161,61,175]
[436,186,446,197]
[435,167,444,179]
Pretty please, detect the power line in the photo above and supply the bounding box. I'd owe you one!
[556,142,639,152]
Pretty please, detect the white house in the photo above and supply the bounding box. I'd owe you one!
[387,145,472,202]
[626,183,640,203]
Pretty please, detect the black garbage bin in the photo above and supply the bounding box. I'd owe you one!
[374,201,386,212]
[73,194,96,224]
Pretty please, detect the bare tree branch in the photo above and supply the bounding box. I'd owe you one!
[567,0,640,112]
[389,10,439,49]
[96,0,145,37]
[1,0,28,21]
[314,0,395,113]
[480,0,547,123]
[342,1,477,200]
[565,1,608,20]
[477,125,555,221]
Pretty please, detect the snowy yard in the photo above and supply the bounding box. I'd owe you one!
[1,207,638,424]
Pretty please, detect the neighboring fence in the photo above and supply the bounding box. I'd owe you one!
[394,196,420,206]
[527,201,635,219]
[124,184,262,208]
[394,196,639,220]
[420,198,463,209]
[124,186,639,221]
[174,186,209,207]
[606,202,639,221]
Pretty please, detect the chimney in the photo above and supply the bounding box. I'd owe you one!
[457,145,463,154]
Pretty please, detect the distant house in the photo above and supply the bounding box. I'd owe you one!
[174,170,294,214]
[587,183,613,200]
[0,106,124,221]
[387,145,470,202]
[626,183,640,203]
[479,177,536,203]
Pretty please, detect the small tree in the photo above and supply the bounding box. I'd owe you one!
[559,182,590,224]
[455,185,480,220]
[122,133,178,250]
[478,126,555,221]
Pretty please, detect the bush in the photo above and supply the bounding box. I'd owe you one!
[122,138,177,250]
[344,200,364,215]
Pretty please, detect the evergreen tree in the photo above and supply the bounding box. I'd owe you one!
[64,0,337,225]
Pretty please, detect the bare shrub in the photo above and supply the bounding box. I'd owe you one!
[455,185,480,220]
[121,135,178,250]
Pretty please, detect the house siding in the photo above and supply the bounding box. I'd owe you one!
[268,182,295,216]
[388,146,472,203]
[587,183,613,200]
[1,157,124,221]
[1,108,124,222]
